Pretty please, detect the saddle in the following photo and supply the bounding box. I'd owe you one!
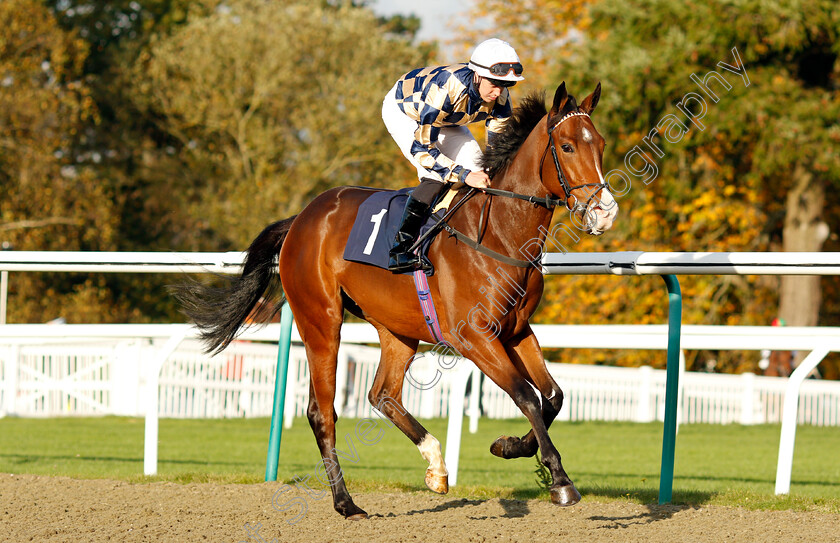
[343,188,447,274]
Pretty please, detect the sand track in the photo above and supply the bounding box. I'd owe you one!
[1,474,838,542]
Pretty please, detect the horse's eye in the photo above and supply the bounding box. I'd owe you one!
[561,144,574,153]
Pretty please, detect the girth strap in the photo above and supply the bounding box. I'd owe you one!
[441,223,539,268]
[412,269,448,345]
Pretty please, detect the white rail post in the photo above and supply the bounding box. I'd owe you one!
[112,340,142,416]
[2,344,19,415]
[335,346,349,417]
[468,364,481,434]
[774,348,829,494]
[444,361,473,487]
[282,353,297,429]
[144,328,189,476]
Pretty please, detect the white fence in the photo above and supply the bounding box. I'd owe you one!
[2,329,839,427]
[0,337,279,419]
[484,364,839,426]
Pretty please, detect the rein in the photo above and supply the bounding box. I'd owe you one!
[479,187,564,209]
[478,111,607,211]
[406,187,477,254]
[441,223,539,268]
[406,188,539,268]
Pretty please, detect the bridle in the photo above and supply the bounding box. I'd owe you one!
[539,110,607,216]
[481,109,606,219]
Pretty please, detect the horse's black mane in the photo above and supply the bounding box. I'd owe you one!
[480,90,578,177]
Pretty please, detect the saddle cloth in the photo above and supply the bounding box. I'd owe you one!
[343,188,443,272]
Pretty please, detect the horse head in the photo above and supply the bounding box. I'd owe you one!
[542,82,618,235]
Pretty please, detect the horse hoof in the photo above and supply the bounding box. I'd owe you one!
[550,484,582,506]
[490,435,514,458]
[425,468,449,494]
[337,499,368,519]
[490,436,536,459]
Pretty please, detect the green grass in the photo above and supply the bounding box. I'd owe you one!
[1,416,839,512]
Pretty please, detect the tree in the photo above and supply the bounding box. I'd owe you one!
[0,0,134,322]
[44,0,195,72]
[127,0,426,247]
[1,0,427,324]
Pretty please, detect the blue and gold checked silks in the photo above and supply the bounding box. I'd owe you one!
[392,63,512,183]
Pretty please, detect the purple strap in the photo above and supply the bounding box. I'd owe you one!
[412,269,448,345]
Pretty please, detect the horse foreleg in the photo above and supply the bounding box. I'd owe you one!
[464,338,580,506]
[367,324,449,494]
[491,328,564,460]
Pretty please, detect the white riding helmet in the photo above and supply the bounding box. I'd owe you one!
[468,38,525,83]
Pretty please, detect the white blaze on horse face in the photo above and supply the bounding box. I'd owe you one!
[581,127,593,143]
[418,433,448,477]
[588,161,618,235]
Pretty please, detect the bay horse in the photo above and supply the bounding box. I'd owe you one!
[173,82,618,519]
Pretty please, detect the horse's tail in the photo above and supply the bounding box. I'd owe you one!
[169,216,297,355]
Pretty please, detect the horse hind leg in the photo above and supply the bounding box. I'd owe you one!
[501,375,579,506]
[490,389,560,459]
[367,325,449,494]
[291,295,367,520]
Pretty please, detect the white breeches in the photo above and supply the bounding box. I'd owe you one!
[382,82,483,182]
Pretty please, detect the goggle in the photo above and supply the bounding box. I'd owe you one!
[486,78,517,88]
[472,61,523,77]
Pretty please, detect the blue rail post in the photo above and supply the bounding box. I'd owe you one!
[659,274,682,504]
[265,302,294,482]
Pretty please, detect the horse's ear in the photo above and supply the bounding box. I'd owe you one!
[549,81,568,117]
[579,82,601,115]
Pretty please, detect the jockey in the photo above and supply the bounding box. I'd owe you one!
[381,38,524,273]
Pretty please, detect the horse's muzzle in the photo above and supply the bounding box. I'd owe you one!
[585,202,618,236]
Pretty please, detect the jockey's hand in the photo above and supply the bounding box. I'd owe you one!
[465,171,490,189]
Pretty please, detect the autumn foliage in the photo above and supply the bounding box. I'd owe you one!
[466,0,840,377]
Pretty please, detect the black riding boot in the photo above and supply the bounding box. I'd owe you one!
[388,195,432,273]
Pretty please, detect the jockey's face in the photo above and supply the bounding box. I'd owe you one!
[477,77,504,102]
